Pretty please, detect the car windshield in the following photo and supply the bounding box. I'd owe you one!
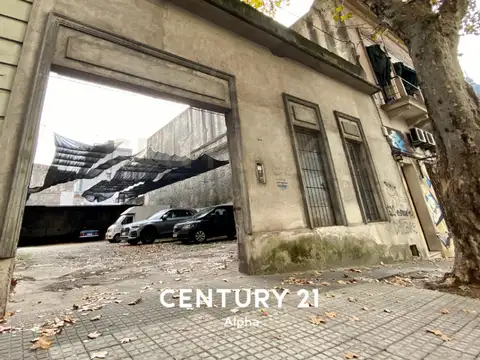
[148,209,169,220]
[114,215,126,224]
[191,207,214,219]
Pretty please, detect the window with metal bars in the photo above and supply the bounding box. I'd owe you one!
[334,111,386,223]
[345,139,382,222]
[295,130,337,227]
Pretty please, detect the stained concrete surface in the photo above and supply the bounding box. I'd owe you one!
[6,240,453,328]
[2,240,480,360]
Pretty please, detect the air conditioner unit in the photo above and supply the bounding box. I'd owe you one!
[424,131,436,149]
[408,127,427,146]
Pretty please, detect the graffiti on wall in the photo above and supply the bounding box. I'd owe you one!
[420,176,451,248]
[384,126,415,156]
[393,219,418,235]
[384,181,413,217]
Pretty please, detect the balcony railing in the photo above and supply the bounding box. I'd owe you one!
[383,76,424,104]
[381,76,428,127]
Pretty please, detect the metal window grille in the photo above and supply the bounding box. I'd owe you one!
[345,139,381,222]
[295,130,336,227]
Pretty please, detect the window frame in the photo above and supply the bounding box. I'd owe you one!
[333,111,388,223]
[283,93,346,228]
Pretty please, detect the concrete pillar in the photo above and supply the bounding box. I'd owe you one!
[0,258,15,316]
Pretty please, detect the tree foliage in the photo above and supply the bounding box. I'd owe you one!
[240,0,289,15]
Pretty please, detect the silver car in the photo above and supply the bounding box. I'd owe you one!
[120,207,196,245]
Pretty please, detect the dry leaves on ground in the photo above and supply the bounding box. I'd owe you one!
[231,308,240,314]
[309,315,327,325]
[384,309,392,313]
[440,308,450,314]
[320,282,331,286]
[362,306,368,311]
[91,351,108,359]
[30,336,53,350]
[128,298,142,306]
[88,331,102,339]
[120,338,132,344]
[260,308,268,316]
[463,309,476,314]
[90,315,102,321]
[348,297,357,302]
[385,276,414,287]
[284,277,314,285]
[344,352,360,359]
[351,316,360,321]
[427,329,452,341]
[349,269,362,273]
[325,312,337,319]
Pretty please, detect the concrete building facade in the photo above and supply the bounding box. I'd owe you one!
[0,0,450,312]
[145,107,231,208]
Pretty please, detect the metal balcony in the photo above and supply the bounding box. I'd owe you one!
[381,76,429,127]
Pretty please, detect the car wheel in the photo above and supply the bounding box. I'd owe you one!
[141,230,156,245]
[193,230,207,244]
[127,238,140,245]
[108,234,121,243]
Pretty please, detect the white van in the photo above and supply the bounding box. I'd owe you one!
[106,205,170,243]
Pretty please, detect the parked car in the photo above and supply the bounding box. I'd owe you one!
[106,205,170,243]
[120,207,196,245]
[173,204,236,243]
[79,229,101,240]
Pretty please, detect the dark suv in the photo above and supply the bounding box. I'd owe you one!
[173,204,236,243]
[121,207,196,245]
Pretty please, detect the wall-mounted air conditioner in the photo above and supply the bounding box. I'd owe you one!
[408,127,427,146]
[424,131,436,149]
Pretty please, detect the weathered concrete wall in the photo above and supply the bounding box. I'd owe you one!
[291,0,357,64]
[147,108,227,156]
[27,164,75,206]
[1,0,428,276]
[0,0,33,138]
[145,107,232,207]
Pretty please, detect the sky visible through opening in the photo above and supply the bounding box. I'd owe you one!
[33,0,479,165]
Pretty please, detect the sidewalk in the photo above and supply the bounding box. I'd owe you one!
[1,241,479,359]
[2,275,480,359]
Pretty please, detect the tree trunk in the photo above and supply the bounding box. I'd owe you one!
[403,16,480,283]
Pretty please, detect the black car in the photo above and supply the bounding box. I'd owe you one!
[173,204,236,243]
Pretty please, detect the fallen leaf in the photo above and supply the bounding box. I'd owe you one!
[175,278,181,281]
[348,297,357,302]
[88,331,102,339]
[325,293,336,298]
[91,351,108,359]
[337,280,347,284]
[231,308,240,314]
[114,300,123,304]
[120,338,132,344]
[260,308,268,316]
[309,315,326,325]
[223,279,228,282]
[41,328,57,337]
[5,311,15,317]
[384,309,392,313]
[90,315,102,321]
[325,312,337,319]
[344,352,360,359]
[63,316,75,324]
[380,261,384,265]
[320,282,331,286]
[351,316,360,321]
[462,309,476,314]
[362,306,368,311]
[440,334,452,341]
[307,301,314,307]
[128,298,142,306]
[349,268,362,273]
[30,336,53,350]
[440,308,450,314]
[427,329,443,336]
[172,294,180,299]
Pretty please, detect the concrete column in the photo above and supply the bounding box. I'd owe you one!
[0,258,15,316]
